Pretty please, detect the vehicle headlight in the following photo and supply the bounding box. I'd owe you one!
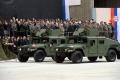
[68,49,74,52]
[65,49,68,52]
[19,48,21,51]
[28,48,36,51]
[13,45,16,47]
[70,46,74,47]
[5,43,8,45]
[32,44,36,47]
[28,48,30,51]
[56,48,58,51]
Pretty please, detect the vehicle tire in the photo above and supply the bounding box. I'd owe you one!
[88,57,97,62]
[105,49,117,62]
[18,53,29,62]
[55,55,65,63]
[34,50,45,62]
[71,51,83,63]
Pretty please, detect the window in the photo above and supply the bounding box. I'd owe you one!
[77,37,87,43]
[90,40,95,46]
[41,38,49,43]
[32,37,40,44]
[51,39,57,44]
[61,39,65,44]
[99,40,104,44]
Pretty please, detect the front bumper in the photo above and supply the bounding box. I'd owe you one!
[56,51,74,57]
[56,48,75,53]
[18,48,37,56]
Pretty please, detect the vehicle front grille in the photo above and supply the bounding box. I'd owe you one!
[21,47,28,52]
[58,48,65,52]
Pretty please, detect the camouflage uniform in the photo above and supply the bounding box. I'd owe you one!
[84,23,91,36]
[98,23,104,36]
[103,23,109,37]
[107,24,113,38]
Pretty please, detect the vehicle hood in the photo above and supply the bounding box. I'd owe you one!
[21,44,45,48]
[57,44,85,49]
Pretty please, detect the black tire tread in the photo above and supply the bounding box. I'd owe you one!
[34,50,45,62]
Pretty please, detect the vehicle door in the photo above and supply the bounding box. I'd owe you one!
[46,39,58,56]
[97,37,106,56]
[88,37,98,56]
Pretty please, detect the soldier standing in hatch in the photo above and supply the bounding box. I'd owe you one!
[103,22,109,37]
[98,21,104,36]
[108,23,113,38]
[84,20,91,35]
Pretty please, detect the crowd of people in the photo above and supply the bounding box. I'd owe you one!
[0,17,114,47]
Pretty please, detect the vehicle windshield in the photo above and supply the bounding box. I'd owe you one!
[32,37,41,44]
[51,39,57,44]
[68,37,87,44]
[32,37,49,44]
[50,39,65,44]
[61,39,65,44]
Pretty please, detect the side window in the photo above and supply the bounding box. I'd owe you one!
[41,38,49,43]
[51,39,57,44]
[99,40,104,44]
[77,37,87,43]
[90,40,95,46]
[61,39,65,44]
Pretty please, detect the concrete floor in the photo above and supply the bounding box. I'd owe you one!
[0,57,120,80]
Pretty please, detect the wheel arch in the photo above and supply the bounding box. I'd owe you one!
[75,48,85,56]
[37,48,47,56]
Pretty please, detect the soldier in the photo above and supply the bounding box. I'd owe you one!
[103,22,109,37]
[108,23,113,38]
[84,20,91,35]
[98,21,104,36]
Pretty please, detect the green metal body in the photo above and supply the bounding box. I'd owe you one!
[55,28,120,59]
[56,36,120,57]
[18,29,66,57]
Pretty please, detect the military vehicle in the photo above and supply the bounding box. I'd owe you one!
[17,29,67,62]
[55,28,120,63]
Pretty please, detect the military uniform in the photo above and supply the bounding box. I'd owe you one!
[107,24,113,38]
[103,23,109,37]
[84,23,91,36]
[98,24,104,36]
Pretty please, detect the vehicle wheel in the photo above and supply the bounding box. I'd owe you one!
[71,51,83,63]
[55,55,65,63]
[88,57,97,62]
[105,49,116,62]
[18,53,29,62]
[34,50,45,62]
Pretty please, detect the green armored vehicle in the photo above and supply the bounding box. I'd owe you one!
[17,29,66,62]
[55,28,120,63]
